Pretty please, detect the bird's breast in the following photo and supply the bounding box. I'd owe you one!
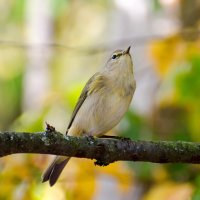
[69,76,135,136]
[88,83,134,135]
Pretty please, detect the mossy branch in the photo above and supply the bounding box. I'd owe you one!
[0,130,200,165]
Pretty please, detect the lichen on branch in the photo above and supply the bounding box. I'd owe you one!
[0,130,200,165]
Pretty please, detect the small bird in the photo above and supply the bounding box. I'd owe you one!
[42,46,136,186]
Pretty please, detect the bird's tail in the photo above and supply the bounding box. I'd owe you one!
[42,156,70,186]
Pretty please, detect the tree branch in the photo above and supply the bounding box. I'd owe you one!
[0,130,200,165]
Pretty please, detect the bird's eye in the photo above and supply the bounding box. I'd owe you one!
[112,54,117,59]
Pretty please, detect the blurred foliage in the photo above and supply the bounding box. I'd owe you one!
[0,49,24,130]
[0,0,200,199]
[149,23,200,200]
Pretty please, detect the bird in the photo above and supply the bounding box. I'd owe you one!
[42,46,136,186]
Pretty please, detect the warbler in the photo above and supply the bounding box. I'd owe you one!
[42,46,136,186]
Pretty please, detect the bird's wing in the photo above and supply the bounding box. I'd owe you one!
[66,72,106,132]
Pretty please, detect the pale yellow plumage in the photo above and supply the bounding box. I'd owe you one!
[42,46,136,186]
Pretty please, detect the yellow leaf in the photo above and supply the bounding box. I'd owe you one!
[149,33,200,78]
[95,162,134,192]
[143,181,193,200]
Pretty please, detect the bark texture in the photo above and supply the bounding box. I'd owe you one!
[0,130,200,166]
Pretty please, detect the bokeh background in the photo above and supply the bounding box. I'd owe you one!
[0,0,200,199]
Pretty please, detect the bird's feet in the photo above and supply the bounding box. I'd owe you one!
[99,135,130,141]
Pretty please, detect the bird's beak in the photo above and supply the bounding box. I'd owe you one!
[123,46,131,55]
